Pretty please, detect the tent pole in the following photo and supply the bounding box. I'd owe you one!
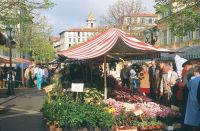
[104,55,107,99]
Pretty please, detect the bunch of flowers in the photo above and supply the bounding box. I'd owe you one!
[104,98,125,115]
[135,102,180,118]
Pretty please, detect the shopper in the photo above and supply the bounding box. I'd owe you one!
[36,65,43,90]
[138,64,150,95]
[129,64,138,91]
[184,66,200,131]
[149,60,162,99]
[160,63,178,106]
[120,64,130,87]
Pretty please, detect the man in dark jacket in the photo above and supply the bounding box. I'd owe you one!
[149,60,162,100]
[120,64,130,87]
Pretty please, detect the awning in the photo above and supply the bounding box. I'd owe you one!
[58,28,170,60]
[15,57,32,64]
[0,55,18,64]
[160,45,200,61]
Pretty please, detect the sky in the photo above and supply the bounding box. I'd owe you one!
[42,0,156,35]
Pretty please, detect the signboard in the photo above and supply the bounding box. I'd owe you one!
[44,84,54,93]
[133,109,143,116]
[71,83,84,92]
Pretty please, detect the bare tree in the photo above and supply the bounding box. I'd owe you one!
[101,0,146,29]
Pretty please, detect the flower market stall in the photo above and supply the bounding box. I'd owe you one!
[58,28,172,99]
[41,81,181,131]
[42,28,181,131]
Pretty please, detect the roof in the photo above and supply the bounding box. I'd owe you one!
[58,28,170,60]
[59,27,106,35]
[51,36,60,42]
[125,13,157,17]
[87,12,95,21]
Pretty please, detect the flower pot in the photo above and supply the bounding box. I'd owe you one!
[165,125,174,131]
[49,125,56,131]
[116,126,137,131]
[139,126,148,131]
[154,125,161,129]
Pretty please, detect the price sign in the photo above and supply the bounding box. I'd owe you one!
[71,83,84,92]
[133,109,143,116]
[44,84,54,93]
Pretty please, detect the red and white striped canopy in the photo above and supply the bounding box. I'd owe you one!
[58,28,170,60]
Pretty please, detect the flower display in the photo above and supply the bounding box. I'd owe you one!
[104,98,180,119]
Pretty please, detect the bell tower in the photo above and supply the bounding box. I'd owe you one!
[86,12,96,28]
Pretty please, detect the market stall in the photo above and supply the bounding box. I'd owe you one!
[58,28,172,99]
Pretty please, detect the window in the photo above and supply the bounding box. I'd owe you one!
[69,38,71,42]
[141,18,145,23]
[127,17,131,23]
[69,44,71,47]
[78,32,80,37]
[148,18,152,24]
[170,31,175,44]
[196,29,200,38]
[73,38,76,42]
[163,30,167,46]
[134,18,137,23]
[178,37,183,43]
[78,38,80,42]
[186,31,193,40]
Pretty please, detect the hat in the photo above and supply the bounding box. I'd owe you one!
[182,60,192,67]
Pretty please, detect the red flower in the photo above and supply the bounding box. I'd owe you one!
[127,117,131,123]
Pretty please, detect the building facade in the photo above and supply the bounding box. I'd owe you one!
[55,12,105,51]
[122,13,157,40]
[156,2,200,49]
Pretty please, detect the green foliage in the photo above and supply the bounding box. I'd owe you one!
[83,88,104,105]
[168,9,200,36]
[155,0,200,36]
[115,111,137,127]
[97,108,114,128]
[0,0,54,26]
[41,89,114,129]
[0,0,55,63]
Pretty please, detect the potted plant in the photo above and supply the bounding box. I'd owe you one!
[114,111,137,131]
[97,107,114,131]
[164,115,174,131]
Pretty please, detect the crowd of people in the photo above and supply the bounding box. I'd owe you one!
[24,64,52,90]
[120,59,200,131]
[0,63,52,91]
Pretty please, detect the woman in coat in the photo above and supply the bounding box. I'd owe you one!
[138,65,150,95]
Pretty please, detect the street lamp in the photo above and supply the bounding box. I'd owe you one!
[144,27,159,46]
[5,25,16,96]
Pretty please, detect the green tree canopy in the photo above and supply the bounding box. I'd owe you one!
[155,0,200,36]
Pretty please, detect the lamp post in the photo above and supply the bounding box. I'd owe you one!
[5,25,15,96]
[144,27,159,46]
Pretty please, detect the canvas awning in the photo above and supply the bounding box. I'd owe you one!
[58,28,170,60]
[0,55,18,64]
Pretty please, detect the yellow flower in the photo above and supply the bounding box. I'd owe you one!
[108,107,116,114]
